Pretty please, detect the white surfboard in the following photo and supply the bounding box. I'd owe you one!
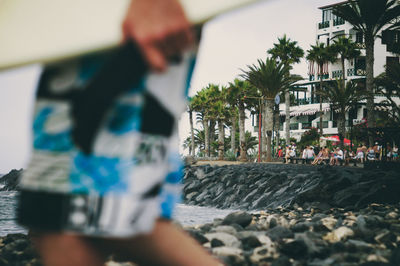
[0,0,262,70]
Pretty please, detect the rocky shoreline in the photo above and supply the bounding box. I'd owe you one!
[185,203,400,265]
[1,163,400,265]
[183,164,400,210]
[2,203,400,265]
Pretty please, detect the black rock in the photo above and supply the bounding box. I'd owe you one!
[271,255,292,266]
[390,247,400,265]
[241,236,262,250]
[222,212,253,228]
[186,230,209,244]
[0,169,22,191]
[210,238,225,248]
[280,239,308,259]
[266,226,294,241]
[291,222,311,233]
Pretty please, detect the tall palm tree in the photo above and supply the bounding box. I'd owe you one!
[191,88,210,157]
[332,0,400,144]
[330,36,361,87]
[306,42,337,135]
[225,79,258,161]
[242,58,302,162]
[375,63,400,126]
[318,80,369,148]
[268,34,304,146]
[207,85,230,160]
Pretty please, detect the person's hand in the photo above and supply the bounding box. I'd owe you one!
[122,0,194,72]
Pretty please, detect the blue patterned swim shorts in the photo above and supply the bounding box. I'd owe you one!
[17,47,196,237]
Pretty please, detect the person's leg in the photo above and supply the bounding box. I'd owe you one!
[94,220,222,266]
[31,233,106,266]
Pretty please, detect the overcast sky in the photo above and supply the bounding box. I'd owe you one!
[0,0,338,173]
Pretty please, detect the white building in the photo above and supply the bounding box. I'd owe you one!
[248,0,400,142]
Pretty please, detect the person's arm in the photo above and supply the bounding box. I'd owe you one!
[122,0,194,72]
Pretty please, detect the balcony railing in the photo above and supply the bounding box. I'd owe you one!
[294,99,311,105]
[333,18,345,26]
[301,122,312,129]
[318,21,330,29]
[320,74,329,80]
[290,123,299,130]
[355,42,366,49]
[332,70,343,79]
[347,68,355,77]
[347,68,366,77]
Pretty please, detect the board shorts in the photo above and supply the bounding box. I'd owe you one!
[17,46,196,238]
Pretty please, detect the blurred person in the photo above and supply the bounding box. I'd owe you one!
[367,146,376,161]
[16,0,221,265]
[355,144,364,163]
[393,145,398,161]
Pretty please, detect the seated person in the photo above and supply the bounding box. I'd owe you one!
[367,147,376,161]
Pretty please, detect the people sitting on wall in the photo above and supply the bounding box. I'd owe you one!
[367,146,376,161]
[354,144,364,163]
[330,147,343,166]
[393,146,398,161]
[312,148,323,165]
[284,145,291,164]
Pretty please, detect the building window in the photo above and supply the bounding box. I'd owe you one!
[322,9,332,22]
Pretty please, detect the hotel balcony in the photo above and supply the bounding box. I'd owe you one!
[333,17,345,26]
[318,21,330,30]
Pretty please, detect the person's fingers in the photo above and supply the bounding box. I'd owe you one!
[121,20,131,43]
[154,28,194,60]
[142,45,167,72]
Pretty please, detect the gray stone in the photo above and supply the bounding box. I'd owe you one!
[266,226,294,241]
[204,232,241,248]
[222,211,253,228]
[280,239,308,259]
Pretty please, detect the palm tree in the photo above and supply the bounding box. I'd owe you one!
[268,34,304,146]
[330,36,361,87]
[207,85,230,160]
[375,63,400,126]
[318,80,369,148]
[225,79,258,161]
[191,88,210,157]
[306,42,337,135]
[332,0,400,144]
[242,58,302,162]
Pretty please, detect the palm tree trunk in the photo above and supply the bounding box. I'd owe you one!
[365,34,375,146]
[203,119,209,157]
[189,110,195,157]
[341,56,346,87]
[218,119,224,160]
[285,91,290,145]
[265,98,274,162]
[338,111,346,149]
[239,103,247,161]
[209,120,216,157]
[231,115,236,153]
[274,106,280,150]
[262,100,267,161]
[319,64,324,136]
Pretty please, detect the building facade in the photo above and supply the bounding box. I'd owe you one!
[256,0,400,142]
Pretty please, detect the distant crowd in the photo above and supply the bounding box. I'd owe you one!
[276,142,399,166]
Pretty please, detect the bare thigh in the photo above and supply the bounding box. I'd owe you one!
[32,220,221,266]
